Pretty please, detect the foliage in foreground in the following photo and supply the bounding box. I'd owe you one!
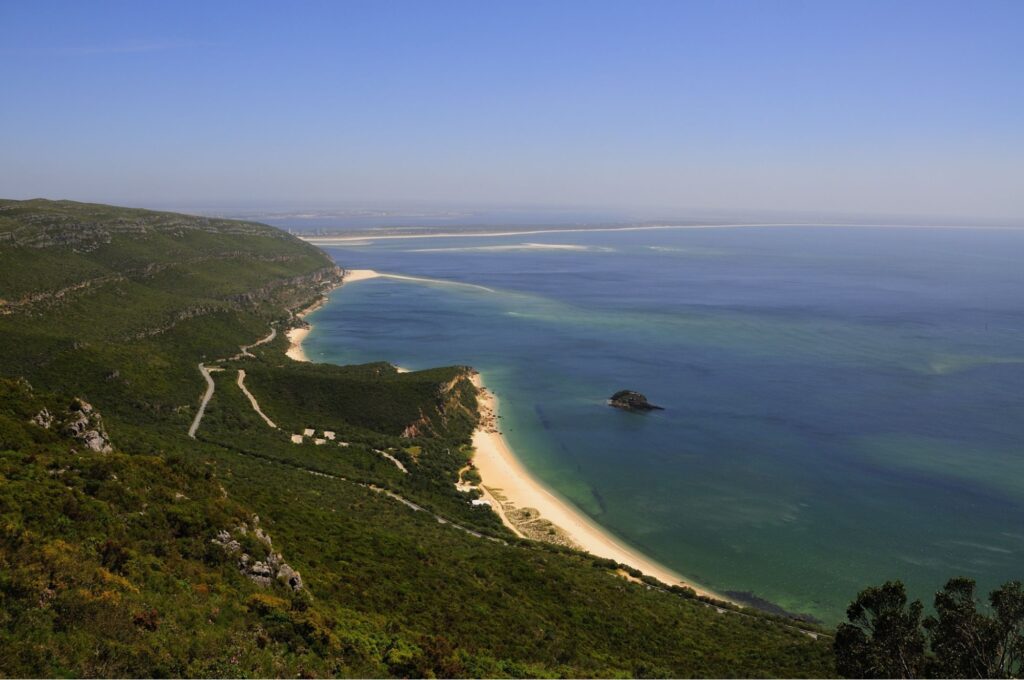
[834,578,1024,678]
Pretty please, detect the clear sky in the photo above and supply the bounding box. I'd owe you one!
[2,0,1022,220]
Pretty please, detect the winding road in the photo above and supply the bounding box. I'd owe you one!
[188,326,277,438]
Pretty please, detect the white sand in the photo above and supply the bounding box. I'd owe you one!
[342,269,382,283]
[470,374,722,599]
[285,327,310,362]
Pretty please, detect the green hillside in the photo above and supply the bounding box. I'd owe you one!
[0,199,833,677]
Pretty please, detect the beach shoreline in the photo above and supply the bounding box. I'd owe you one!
[285,269,382,362]
[469,373,724,601]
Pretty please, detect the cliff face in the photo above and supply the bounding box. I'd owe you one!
[1,260,342,318]
[401,367,478,439]
[227,265,343,309]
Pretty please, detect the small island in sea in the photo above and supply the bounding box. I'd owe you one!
[609,390,664,411]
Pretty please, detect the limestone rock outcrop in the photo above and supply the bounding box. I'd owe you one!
[63,398,114,452]
[211,515,304,592]
[31,398,115,452]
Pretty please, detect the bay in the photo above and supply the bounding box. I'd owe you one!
[303,225,1024,622]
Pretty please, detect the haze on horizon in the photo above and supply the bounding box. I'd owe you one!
[2,0,1022,222]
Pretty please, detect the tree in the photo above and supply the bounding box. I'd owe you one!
[924,577,993,678]
[988,581,1024,678]
[834,581,927,678]
[836,578,1024,679]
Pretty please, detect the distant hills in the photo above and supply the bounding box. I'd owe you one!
[0,199,833,677]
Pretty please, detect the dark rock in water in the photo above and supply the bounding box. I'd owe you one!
[609,390,663,411]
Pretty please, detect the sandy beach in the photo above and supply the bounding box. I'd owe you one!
[469,374,724,600]
[285,327,311,362]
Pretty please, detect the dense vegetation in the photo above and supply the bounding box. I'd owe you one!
[0,199,834,677]
[833,578,1023,678]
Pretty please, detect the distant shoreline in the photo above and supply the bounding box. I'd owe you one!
[298,221,1024,245]
[288,269,726,600]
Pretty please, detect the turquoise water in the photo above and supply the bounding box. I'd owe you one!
[303,226,1024,622]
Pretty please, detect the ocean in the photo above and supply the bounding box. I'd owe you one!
[299,225,1024,623]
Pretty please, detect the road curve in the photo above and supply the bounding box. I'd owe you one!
[188,326,278,438]
[188,363,219,438]
[237,369,277,428]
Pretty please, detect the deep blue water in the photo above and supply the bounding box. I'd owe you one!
[303,226,1024,622]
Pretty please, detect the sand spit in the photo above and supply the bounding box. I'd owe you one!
[301,221,1024,246]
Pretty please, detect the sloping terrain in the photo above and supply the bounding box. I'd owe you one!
[0,199,833,677]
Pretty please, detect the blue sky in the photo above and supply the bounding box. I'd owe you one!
[1,0,1022,219]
